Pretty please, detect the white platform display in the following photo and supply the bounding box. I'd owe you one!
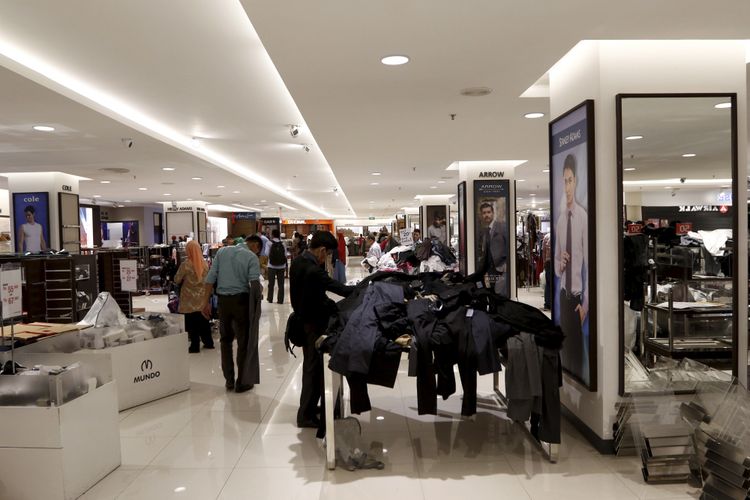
[0,381,121,500]
[88,332,190,411]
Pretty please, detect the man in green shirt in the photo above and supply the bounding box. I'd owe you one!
[203,240,261,392]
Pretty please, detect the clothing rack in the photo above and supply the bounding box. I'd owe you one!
[321,353,561,470]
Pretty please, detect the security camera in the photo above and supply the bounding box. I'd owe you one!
[122,138,134,148]
[289,125,300,138]
[680,177,686,183]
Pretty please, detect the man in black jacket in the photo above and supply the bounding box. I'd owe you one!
[290,231,354,428]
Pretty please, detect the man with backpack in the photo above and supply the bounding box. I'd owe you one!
[267,229,288,304]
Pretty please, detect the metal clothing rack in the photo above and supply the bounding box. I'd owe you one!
[321,353,560,470]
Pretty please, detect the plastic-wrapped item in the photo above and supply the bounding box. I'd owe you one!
[77,292,128,328]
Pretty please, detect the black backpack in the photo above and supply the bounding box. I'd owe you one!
[269,240,286,266]
[284,312,305,357]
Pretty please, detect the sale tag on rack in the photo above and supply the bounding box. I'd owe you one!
[120,259,138,292]
[1,266,23,318]
[399,229,414,246]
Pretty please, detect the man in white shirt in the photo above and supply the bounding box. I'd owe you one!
[427,215,446,244]
[18,205,46,253]
[554,154,588,377]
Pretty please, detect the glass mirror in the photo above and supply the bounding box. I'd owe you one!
[616,94,739,394]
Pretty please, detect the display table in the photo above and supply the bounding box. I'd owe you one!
[0,381,120,500]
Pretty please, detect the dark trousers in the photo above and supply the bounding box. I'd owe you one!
[543,260,552,308]
[218,282,262,387]
[267,267,285,303]
[185,310,213,349]
[298,323,323,424]
[559,290,583,378]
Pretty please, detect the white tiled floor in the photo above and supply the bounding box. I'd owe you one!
[80,264,699,499]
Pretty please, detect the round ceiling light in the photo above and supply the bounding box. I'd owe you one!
[460,87,493,97]
[32,125,55,132]
[138,187,148,191]
[624,167,636,171]
[191,177,202,181]
[714,102,732,109]
[370,182,379,186]
[381,55,409,66]
[524,112,545,119]
[93,195,101,198]
[542,169,550,173]
[682,153,697,158]
[100,180,111,184]
[162,167,175,171]
[217,185,225,188]
[371,172,381,176]
[163,193,172,196]
[625,135,643,140]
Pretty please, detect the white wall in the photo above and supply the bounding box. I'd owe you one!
[549,40,748,442]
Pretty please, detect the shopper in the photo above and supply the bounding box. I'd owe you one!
[203,236,261,393]
[267,229,287,304]
[366,234,382,261]
[427,214,447,244]
[290,231,354,428]
[174,240,213,353]
[412,228,422,244]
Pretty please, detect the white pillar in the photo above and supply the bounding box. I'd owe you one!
[549,40,748,443]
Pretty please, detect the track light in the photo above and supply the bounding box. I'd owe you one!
[289,125,300,137]
[302,144,311,153]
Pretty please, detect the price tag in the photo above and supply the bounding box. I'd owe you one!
[1,266,22,318]
[466,309,474,318]
[120,259,138,292]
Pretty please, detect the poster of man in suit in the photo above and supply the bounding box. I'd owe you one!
[473,180,510,297]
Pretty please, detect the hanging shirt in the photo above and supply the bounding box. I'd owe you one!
[21,222,43,252]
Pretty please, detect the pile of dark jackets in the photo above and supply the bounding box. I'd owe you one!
[320,270,565,444]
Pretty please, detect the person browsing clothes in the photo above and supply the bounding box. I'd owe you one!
[290,231,354,428]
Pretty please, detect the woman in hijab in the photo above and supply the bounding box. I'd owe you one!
[175,240,214,353]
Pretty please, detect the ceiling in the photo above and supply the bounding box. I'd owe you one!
[0,1,749,219]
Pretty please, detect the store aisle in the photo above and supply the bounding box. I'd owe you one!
[82,263,699,500]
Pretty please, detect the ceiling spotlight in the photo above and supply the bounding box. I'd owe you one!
[302,144,311,153]
[682,153,697,158]
[517,179,526,182]
[162,167,175,171]
[371,172,381,176]
[333,187,340,197]
[542,169,550,173]
[289,125,300,137]
[625,135,643,141]
[624,167,636,171]
[121,138,134,148]
[163,193,172,196]
[381,55,410,66]
[100,180,111,184]
[124,200,131,202]
[232,190,240,194]
[714,102,732,109]
[93,195,101,198]
[217,185,225,188]
[191,177,202,181]
[524,112,545,119]
[437,180,446,184]
[32,125,55,132]
[370,182,379,186]
[138,187,148,191]
[429,186,437,189]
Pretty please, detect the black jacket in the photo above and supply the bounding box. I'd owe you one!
[290,251,354,329]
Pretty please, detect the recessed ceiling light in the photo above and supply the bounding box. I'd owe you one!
[517,179,526,182]
[625,135,643,141]
[217,185,225,188]
[232,190,240,194]
[260,200,267,203]
[624,167,636,171]
[163,193,172,196]
[530,193,536,196]
[371,172,381,176]
[187,198,193,201]
[93,195,101,198]
[100,180,111,184]
[138,187,148,191]
[664,186,672,189]
[542,169,550,173]
[370,182,379,186]
[191,177,202,181]
[162,167,175,171]
[381,55,409,66]
[32,125,55,132]
[437,180,446,184]
[714,102,732,109]
[524,112,545,119]
[124,200,131,202]
[682,153,696,158]
[429,186,437,189]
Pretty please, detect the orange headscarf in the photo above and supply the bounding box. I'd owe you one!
[186,240,207,276]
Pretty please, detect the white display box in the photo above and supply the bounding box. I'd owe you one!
[90,332,190,411]
[0,381,121,500]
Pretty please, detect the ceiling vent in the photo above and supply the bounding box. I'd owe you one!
[99,167,130,174]
[460,87,493,97]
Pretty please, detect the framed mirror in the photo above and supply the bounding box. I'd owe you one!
[616,93,739,395]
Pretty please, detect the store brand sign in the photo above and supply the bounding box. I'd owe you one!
[478,171,505,178]
[678,205,722,213]
[134,359,160,383]
[166,206,205,212]
[61,185,72,192]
